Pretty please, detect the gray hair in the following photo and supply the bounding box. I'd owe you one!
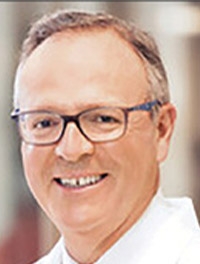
[15,9,170,108]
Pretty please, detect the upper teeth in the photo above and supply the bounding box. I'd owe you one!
[59,175,101,188]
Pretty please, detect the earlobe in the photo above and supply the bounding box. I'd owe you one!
[156,103,177,163]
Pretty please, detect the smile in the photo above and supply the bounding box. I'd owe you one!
[55,173,108,188]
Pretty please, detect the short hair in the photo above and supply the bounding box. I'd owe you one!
[16,9,170,106]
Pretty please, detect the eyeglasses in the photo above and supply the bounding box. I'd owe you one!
[11,100,161,146]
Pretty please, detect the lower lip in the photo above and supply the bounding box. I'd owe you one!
[54,174,109,194]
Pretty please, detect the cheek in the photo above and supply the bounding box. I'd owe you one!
[101,122,158,186]
[96,129,158,222]
[21,143,52,195]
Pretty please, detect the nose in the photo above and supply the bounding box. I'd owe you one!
[55,122,95,162]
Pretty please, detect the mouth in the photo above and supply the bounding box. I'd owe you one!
[54,173,108,189]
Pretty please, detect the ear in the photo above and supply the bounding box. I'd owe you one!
[156,103,177,163]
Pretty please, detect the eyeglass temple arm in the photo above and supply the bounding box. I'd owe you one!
[128,100,162,112]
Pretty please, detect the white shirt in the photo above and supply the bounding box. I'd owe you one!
[35,191,200,264]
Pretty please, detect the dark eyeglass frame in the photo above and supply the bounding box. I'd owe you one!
[11,99,161,145]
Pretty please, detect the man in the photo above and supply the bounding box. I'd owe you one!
[11,9,200,264]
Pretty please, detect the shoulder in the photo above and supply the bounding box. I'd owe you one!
[147,193,200,263]
[177,234,200,264]
[160,195,200,264]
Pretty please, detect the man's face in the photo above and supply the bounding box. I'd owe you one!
[16,30,170,238]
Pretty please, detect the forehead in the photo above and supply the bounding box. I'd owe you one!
[22,29,144,71]
[16,29,149,111]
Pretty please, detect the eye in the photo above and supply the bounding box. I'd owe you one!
[80,108,124,132]
[96,115,120,123]
[34,119,54,129]
[82,108,124,126]
[26,114,60,131]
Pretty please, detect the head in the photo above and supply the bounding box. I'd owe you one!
[13,9,176,252]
